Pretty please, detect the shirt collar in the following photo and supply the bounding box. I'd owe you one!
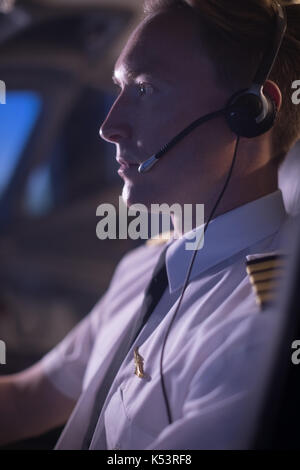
[165,190,287,293]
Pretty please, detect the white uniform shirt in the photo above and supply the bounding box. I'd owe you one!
[40,190,288,449]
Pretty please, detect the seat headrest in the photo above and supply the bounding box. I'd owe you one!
[279,141,300,216]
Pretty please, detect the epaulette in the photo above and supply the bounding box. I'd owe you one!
[146,231,174,247]
[246,252,288,309]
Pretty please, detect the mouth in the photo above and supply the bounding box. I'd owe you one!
[116,157,140,176]
[117,157,140,166]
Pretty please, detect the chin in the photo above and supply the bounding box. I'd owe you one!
[121,182,164,210]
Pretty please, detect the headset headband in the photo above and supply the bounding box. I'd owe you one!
[252,1,287,88]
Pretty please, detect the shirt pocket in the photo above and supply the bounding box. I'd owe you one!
[104,385,156,450]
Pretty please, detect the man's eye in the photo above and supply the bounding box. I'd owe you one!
[138,82,152,96]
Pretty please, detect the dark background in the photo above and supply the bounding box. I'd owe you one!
[0,0,299,449]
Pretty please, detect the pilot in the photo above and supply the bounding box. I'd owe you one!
[0,0,300,450]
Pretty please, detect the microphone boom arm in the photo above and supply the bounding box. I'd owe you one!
[138,107,226,174]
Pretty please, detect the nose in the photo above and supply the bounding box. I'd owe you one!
[99,97,131,143]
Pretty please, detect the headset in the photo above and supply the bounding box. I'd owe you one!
[137,1,287,425]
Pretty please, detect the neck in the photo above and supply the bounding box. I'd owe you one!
[171,164,278,238]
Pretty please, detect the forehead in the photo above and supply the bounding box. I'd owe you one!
[113,10,209,82]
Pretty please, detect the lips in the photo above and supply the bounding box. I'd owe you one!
[116,157,139,168]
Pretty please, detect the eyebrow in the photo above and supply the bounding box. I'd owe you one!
[112,67,173,89]
[112,68,154,83]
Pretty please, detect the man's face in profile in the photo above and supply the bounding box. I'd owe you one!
[100,9,234,209]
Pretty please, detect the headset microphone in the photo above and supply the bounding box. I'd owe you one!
[138,108,226,174]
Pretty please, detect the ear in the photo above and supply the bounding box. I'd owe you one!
[263,80,282,111]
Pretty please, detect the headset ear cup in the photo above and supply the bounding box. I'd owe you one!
[225,90,277,138]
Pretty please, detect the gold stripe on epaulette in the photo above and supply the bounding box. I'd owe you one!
[252,280,280,293]
[146,231,174,247]
[246,254,288,309]
[256,291,277,307]
[249,269,283,283]
[246,258,286,275]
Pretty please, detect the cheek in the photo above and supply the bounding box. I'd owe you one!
[133,96,183,144]
[132,92,229,164]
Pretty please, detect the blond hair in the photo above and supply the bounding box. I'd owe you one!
[144,0,300,165]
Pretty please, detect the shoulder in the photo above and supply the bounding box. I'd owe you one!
[245,251,289,310]
[107,231,174,285]
[116,231,174,268]
[144,230,174,247]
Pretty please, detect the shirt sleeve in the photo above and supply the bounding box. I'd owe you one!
[145,313,276,450]
[39,294,108,401]
[38,247,140,401]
